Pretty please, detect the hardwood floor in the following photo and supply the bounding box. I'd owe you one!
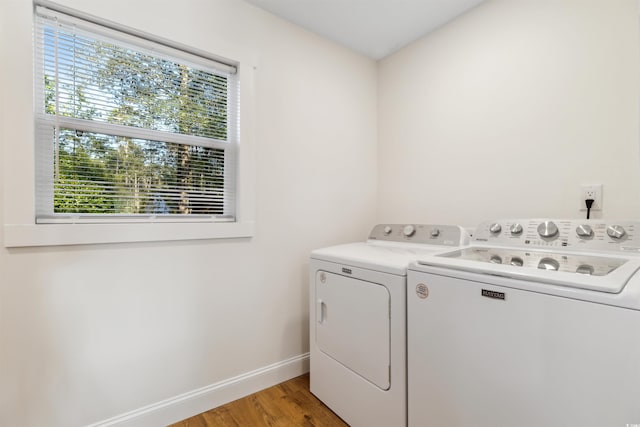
[169,374,349,427]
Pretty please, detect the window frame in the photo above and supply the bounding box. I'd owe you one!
[36,5,238,222]
[2,1,255,247]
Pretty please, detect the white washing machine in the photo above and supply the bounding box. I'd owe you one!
[309,224,469,427]
[408,219,640,427]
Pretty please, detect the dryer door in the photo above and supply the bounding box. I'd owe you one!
[315,270,390,390]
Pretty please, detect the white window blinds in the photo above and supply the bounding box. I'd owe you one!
[34,5,239,223]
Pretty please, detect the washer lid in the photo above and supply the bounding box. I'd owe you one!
[417,246,640,293]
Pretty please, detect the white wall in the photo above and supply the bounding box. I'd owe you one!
[0,1,377,426]
[378,0,640,228]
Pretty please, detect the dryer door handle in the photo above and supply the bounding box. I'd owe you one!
[317,299,326,324]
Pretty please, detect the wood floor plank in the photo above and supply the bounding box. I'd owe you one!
[169,374,348,427]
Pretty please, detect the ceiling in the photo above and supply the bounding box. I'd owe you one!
[243,0,487,60]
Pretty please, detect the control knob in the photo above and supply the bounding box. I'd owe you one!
[430,228,440,237]
[489,223,502,234]
[510,223,523,235]
[576,264,594,275]
[383,226,393,235]
[510,257,524,267]
[538,257,560,271]
[537,221,559,238]
[489,255,502,264]
[576,225,593,238]
[403,225,416,237]
[607,225,626,239]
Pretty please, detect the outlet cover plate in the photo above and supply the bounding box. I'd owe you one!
[580,184,602,211]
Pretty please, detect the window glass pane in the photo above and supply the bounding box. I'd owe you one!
[53,128,226,215]
[44,27,229,141]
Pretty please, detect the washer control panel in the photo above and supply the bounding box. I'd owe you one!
[440,247,627,276]
[368,224,468,246]
[474,219,640,253]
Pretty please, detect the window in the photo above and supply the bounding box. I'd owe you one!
[34,5,239,224]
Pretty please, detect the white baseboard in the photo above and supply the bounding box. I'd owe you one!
[87,353,310,427]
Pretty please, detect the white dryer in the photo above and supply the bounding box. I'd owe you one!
[309,224,468,427]
[408,219,640,427]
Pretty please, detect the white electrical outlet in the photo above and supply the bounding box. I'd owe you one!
[579,184,602,211]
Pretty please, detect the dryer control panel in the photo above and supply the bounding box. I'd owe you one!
[473,219,640,253]
[368,224,468,247]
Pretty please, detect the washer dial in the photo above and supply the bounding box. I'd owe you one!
[607,225,626,239]
[489,255,502,264]
[576,264,594,275]
[538,257,560,271]
[510,257,524,267]
[510,223,523,235]
[576,225,593,238]
[537,221,559,238]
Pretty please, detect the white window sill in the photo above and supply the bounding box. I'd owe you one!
[3,221,254,247]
